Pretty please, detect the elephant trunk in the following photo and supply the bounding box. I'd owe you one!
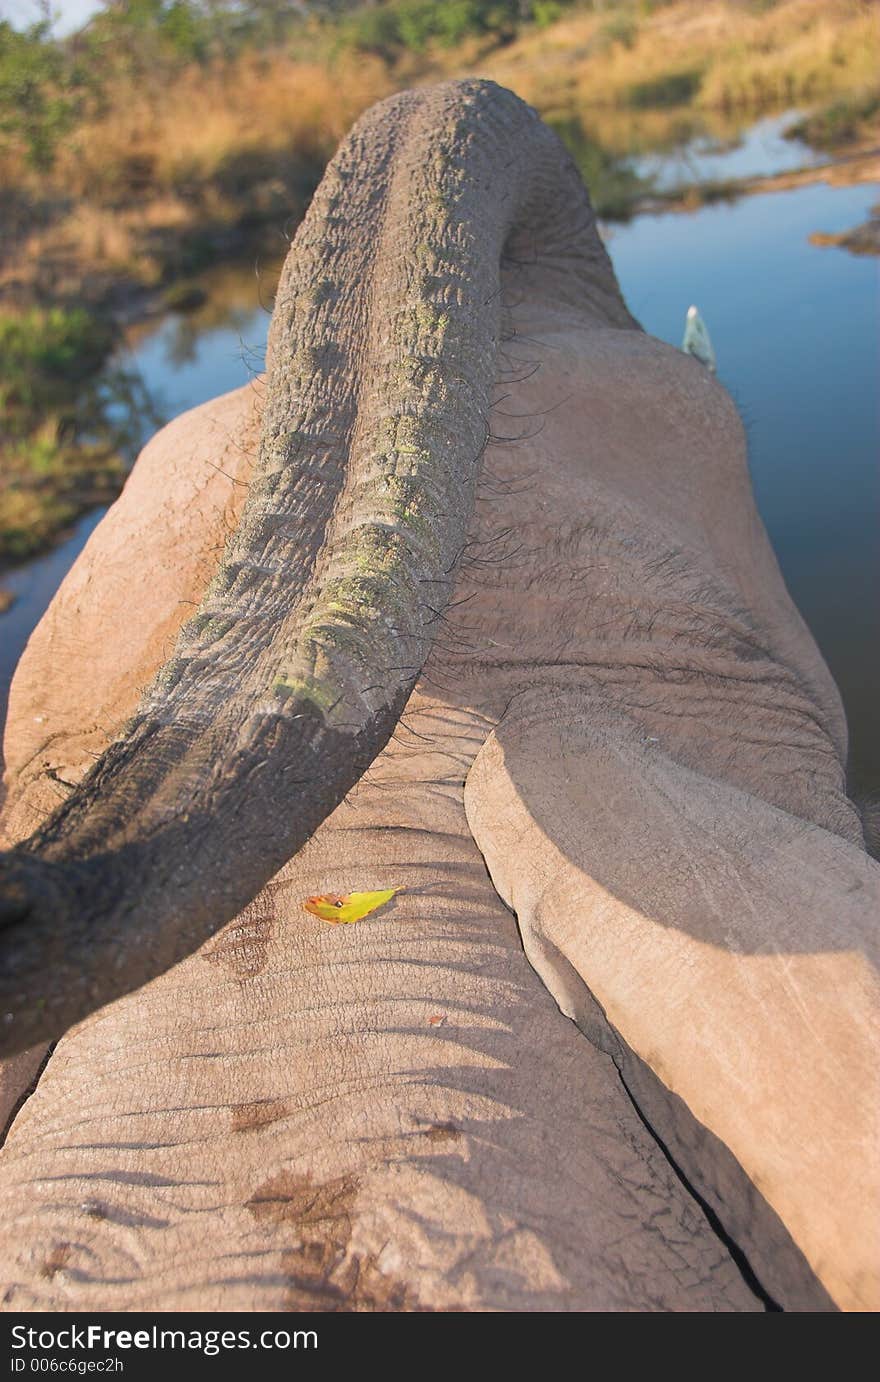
[0,79,632,1055]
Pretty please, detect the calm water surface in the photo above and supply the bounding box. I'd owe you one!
[2,162,877,790]
[630,111,825,190]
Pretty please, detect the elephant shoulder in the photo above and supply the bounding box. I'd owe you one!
[2,383,261,841]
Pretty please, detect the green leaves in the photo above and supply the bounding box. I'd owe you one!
[0,308,113,430]
[0,20,82,170]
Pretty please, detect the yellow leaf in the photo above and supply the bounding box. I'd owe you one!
[303,887,405,925]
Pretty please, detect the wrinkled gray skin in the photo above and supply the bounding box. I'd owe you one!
[0,81,877,1313]
[0,78,634,1052]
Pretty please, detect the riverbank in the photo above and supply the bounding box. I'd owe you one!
[632,141,880,216]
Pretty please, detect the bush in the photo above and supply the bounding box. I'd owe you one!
[0,20,83,169]
[0,308,114,436]
[628,69,703,108]
[532,2,563,28]
[85,0,210,69]
[344,0,553,60]
[786,90,880,149]
[595,11,639,53]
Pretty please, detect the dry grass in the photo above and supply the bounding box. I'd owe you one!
[0,196,194,303]
[1,51,393,304]
[0,440,126,567]
[1,1,876,308]
[54,53,393,200]
[699,6,879,109]
[476,0,879,116]
[59,204,153,274]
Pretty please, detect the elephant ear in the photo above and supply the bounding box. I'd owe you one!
[0,384,259,1133]
[464,704,880,1313]
[0,384,259,842]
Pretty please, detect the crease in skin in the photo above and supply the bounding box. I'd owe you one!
[461,696,878,1311]
[0,469,850,1310]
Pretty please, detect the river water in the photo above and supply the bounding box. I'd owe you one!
[1,120,877,792]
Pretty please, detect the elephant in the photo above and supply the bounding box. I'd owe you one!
[0,79,877,1313]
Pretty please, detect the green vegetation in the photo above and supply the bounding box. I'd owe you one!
[1,308,113,419]
[0,308,156,565]
[786,90,880,150]
[546,114,653,219]
[0,19,86,169]
[262,1,580,58]
[341,0,559,59]
[628,69,703,109]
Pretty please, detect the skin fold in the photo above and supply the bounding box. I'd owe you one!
[0,80,877,1311]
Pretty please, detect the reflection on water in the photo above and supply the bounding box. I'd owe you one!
[556,107,827,213]
[120,258,280,432]
[547,113,652,219]
[629,110,825,191]
[1,146,877,795]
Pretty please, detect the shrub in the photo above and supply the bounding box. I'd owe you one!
[0,308,114,437]
[344,0,537,59]
[786,90,880,149]
[532,2,564,29]
[0,20,84,169]
[628,69,703,108]
[595,11,639,54]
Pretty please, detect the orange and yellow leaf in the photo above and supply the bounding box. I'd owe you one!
[303,886,405,925]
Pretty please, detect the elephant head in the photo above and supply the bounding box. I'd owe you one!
[0,80,877,1313]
